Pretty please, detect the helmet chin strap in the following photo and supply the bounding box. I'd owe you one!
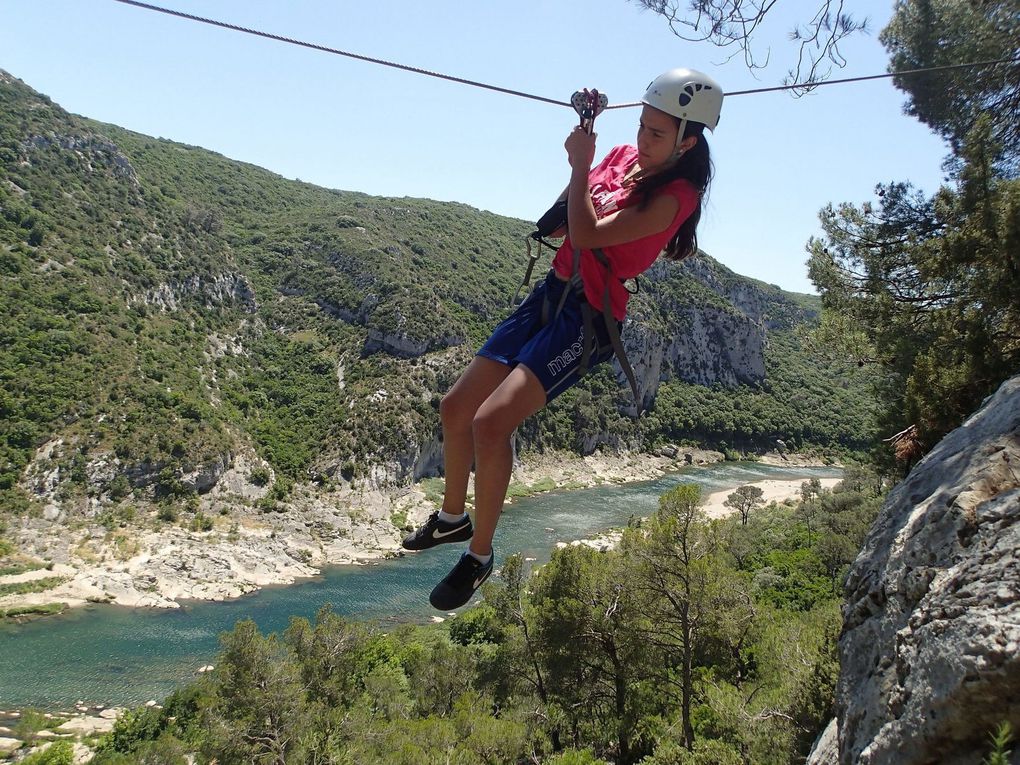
[673,117,689,156]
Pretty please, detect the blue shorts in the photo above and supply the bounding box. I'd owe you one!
[478,271,619,403]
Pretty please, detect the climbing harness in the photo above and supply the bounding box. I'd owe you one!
[544,247,644,415]
[511,89,644,414]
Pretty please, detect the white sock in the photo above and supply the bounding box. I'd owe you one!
[438,510,467,524]
[466,549,492,565]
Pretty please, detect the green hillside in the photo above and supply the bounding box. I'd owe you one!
[0,69,876,519]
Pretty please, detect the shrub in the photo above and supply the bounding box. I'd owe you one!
[0,602,67,618]
[249,466,271,486]
[108,475,131,500]
[155,468,190,500]
[0,577,68,598]
[982,722,1014,765]
[13,709,53,742]
[95,705,165,756]
[544,750,613,765]
[448,605,503,646]
[157,506,178,523]
[17,740,74,765]
[189,512,213,532]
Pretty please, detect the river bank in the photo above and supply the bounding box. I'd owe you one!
[5,456,798,754]
[0,706,122,761]
[0,464,845,761]
[0,447,832,616]
[0,459,845,715]
[561,474,843,552]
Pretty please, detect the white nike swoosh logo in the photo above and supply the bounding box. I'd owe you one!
[432,525,466,539]
[473,569,491,589]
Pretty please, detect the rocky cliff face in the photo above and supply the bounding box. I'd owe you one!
[809,374,1020,765]
[677,256,812,330]
[294,251,782,416]
[136,272,258,313]
[616,257,791,410]
[622,302,766,411]
[23,130,139,186]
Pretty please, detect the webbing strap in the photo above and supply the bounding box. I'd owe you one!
[547,248,582,325]
[592,249,642,412]
[512,236,544,309]
[513,231,574,310]
[579,296,596,377]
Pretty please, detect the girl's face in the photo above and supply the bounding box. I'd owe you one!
[636,105,680,170]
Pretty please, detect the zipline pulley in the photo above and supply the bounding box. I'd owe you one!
[571,88,608,135]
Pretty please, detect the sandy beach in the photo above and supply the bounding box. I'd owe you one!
[700,477,842,519]
[559,473,844,552]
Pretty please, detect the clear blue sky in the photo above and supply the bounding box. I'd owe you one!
[2,0,949,294]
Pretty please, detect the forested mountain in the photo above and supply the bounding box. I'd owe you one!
[0,69,874,522]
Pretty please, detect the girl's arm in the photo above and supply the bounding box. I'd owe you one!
[564,128,680,250]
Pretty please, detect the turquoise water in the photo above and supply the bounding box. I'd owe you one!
[0,462,840,709]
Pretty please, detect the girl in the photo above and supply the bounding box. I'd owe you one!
[402,68,723,610]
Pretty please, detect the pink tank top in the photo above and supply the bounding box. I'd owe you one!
[552,145,698,321]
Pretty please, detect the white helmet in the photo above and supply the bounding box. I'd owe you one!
[642,68,723,147]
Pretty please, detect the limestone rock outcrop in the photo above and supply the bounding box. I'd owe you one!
[137,272,257,313]
[806,718,839,765]
[816,374,1020,765]
[23,131,138,184]
[616,257,797,408]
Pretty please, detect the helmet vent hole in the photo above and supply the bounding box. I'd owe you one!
[678,93,692,106]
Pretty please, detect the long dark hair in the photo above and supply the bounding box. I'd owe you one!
[628,121,712,260]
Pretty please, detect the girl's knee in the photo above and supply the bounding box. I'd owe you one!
[471,408,514,450]
[440,389,474,430]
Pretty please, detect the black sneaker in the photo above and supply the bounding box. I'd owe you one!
[430,552,494,610]
[401,511,473,551]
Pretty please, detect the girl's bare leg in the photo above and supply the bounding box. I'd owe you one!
[438,356,513,515]
[468,364,547,556]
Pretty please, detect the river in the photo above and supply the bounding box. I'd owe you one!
[0,461,841,709]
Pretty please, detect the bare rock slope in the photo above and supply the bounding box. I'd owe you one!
[811,374,1020,764]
